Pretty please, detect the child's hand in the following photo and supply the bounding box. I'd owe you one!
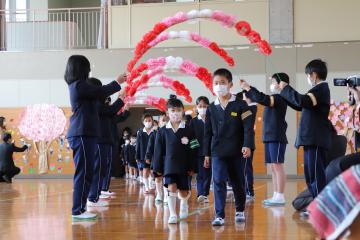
[279,81,288,90]
[204,157,211,168]
[242,147,251,158]
[187,171,194,176]
[123,103,130,111]
[136,160,139,163]
[239,79,251,91]
[145,159,150,164]
[116,73,128,85]
[118,88,126,99]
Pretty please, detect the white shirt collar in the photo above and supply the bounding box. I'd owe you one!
[248,103,257,106]
[166,121,186,132]
[197,114,203,120]
[143,128,153,134]
[214,94,236,105]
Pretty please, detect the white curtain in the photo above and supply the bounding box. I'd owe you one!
[0,0,6,51]
[97,0,108,49]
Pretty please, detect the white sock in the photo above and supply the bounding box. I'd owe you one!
[272,192,277,199]
[178,192,191,211]
[168,191,177,217]
[156,181,163,198]
[164,187,168,202]
[275,192,285,201]
[144,177,149,191]
[147,178,152,189]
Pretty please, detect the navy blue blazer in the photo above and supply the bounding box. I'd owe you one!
[97,98,124,144]
[189,116,205,157]
[145,130,157,163]
[136,129,152,162]
[246,87,288,144]
[203,95,253,158]
[124,144,136,165]
[153,122,199,176]
[111,110,130,144]
[280,82,332,150]
[67,80,121,138]
[247,104,257,150]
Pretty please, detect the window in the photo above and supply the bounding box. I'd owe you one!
[6,0,28,22]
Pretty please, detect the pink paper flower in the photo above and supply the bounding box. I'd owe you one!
[181,137,189,145]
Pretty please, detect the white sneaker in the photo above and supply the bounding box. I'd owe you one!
[212,217,225,226]
[179,202,189,219]
[101,191,116,196]
[263,198,286,206]
[72,211,97,220]
[235,212,245,223]
[87,200,109,207]
[197,195,205,203]
[168,215,178,224]
[99,194,110,199]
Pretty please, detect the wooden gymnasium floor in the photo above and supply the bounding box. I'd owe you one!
[0,178,318,240]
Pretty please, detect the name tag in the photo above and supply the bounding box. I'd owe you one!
[231,112,238,117]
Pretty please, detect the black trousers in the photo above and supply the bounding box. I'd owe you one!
[0,166,21,179]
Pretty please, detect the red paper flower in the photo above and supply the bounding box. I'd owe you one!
[257,40,272,55]
[235,21,251,36]
[247,30,261,44]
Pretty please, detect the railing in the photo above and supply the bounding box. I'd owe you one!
[0,7,107,51]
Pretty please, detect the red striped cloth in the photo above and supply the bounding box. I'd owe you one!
[308,164,360,240]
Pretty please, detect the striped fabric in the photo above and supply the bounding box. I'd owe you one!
[308,164,360,240]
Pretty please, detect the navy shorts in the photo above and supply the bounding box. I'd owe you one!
[265,142,286,164]
[153,171,162,178]
[137,161,151,170]
[164,174,191,191]
[128,161,137,168]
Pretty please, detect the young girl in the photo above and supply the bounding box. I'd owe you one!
[153,96,199,224]
[124,135,137,179]
[190,96,211,203]
[240,73,289,206]
[146,113,169,203]
[136,114,154,193]
[65,55,126,220]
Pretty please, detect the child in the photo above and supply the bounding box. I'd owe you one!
[136,114,154,193]
[65,55,126,220]
[203,68,253,226]
[237,91,258,202]
[153,95,199,224]
[146,113,169,203]
[279,59,331,215]
[86,78,125,207]
[240,73,289,206]
[190,96,212,204]
[124,135,138,179]
[0,132,28,183]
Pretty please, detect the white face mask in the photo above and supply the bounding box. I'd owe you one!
[307,76,316,87]
[144,122,152,129]
[270,84,280,94]
[159,121,166,128]
[197,107,207,116]
[125,140,130,145]
[213,84,229,97]
[169,112,183,122]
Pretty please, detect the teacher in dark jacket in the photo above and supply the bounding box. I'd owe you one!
[0,132,28,183]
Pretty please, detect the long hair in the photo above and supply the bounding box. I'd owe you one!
[64,55,91,85]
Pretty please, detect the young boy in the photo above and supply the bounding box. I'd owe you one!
[153,96,199,224]
[136,114,154,193]
[146,113,169,203]
[236,91,257,202]
[0,132,28,183]
[240,73,289,206]
[278,59,331,214]
[204,68,253,226]
[190,96,212,204]
[124,135,138,179]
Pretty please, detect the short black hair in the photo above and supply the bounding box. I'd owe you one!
[272,72,290,84]
[123,127,132,134]
[166,95,184,110]
[305,59,327,80]
[130,134,137,139]
[153,120,159,125]
[236,91,244,101]
[64,55,91,85]
[142,113,153,121]
[2,132,11,142]
[87,77,102,87]
[213,68,233,83]
[196,96,210,105]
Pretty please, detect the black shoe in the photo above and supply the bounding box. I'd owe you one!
[2,175,12,183]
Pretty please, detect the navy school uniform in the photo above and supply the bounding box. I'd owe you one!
[124,144,137,168]
[246,87,288,165]
[190,115,212,197]
[153,121,199,191]
[145,130,158,175]
[243,103,257,197]
[136,128,153,170]
[67,79,120,215]
[280,81,332,198]
[203,95,253,219]
[88,98,124,202]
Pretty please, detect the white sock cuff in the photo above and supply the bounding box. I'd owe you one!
[178,191,191,200]
[168,191,178,198]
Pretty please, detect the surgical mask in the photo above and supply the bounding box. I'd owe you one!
[213,84,229,97]
[270,84,280,94]
[307,76,316,87]
[159,121,166,128]
[169,112,183,122]
[144,122,152,129]
[197,107,207,116]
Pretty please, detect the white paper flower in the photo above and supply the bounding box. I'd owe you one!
[181,137,189,145]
